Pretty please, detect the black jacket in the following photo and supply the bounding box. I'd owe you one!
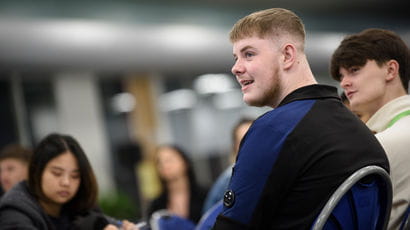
[0,181,110,230]
[213,85,389,230]
[147,186,207,223]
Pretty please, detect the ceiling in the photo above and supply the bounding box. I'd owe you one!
[0,0,409,75]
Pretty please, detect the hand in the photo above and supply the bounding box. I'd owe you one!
[104,224,120,230]
[121,220,138,230]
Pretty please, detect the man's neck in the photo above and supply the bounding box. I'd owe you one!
[357,83,407,123]
[274,58,317,108]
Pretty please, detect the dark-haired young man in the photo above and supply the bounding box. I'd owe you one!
[331,28,410,229]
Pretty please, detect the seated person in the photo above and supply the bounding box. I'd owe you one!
[330,28,410,229]
[0,133,135,230]
[147,145,207,224]
[0,144,32,193]
[202,117,253,213]
[212,8,389,229]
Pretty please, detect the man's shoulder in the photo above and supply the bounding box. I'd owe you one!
[0,182,43,216]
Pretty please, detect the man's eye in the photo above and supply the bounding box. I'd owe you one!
[245,52,254,58]
[350,67,360,73]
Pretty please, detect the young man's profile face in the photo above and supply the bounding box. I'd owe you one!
[339,59,389,117]
[231,36,282,107]
[0,158,28,192]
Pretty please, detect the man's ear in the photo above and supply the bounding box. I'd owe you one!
[282,43,296,70]
[386,59,399,81]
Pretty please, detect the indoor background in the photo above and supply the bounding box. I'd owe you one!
[0,0,409,220]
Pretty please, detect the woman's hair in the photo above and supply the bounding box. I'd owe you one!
[28,133,98,213]
[154,144,199,196]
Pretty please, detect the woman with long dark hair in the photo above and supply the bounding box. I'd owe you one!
[147,144,207,224]
[0,133,135,230]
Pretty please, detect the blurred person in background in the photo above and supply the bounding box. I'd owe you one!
[212,8,388,229]
[0,133,135,230]
[202,117,253,213]
[147,144,207,224]
[330,28,410,229]
[0,144,32,194]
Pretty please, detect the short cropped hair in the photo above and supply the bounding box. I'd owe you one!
[28,133,98,213]
[229,8,306,51]
[330,28,410,91]
[0,144,32,163]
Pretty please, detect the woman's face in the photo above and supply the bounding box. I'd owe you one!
[41,151,81,206]
[156,147,187,182]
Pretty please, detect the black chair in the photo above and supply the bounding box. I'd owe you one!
[400,205,410,230]
[311,165,392,230]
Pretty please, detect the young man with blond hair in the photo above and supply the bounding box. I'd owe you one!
[211,8,389,229]
[331,28,410,229]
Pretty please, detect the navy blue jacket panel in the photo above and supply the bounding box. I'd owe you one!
[212,84,389,230]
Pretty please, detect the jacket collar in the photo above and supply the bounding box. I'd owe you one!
[278,84,340,107]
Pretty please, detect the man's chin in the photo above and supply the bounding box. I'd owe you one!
[349,101,361,112]
[244,97,264,107]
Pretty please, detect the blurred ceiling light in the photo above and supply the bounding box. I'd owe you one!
[41,20,121,46]
[156,25,219,50]
[194,73,236,95]
[159,89,197,112]
[111,92,136,113]
[306,32,345,56]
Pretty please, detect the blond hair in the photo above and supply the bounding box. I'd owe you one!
[229,8,306,51]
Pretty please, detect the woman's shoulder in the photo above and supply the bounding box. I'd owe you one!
[148,193,166,208]
[146,193,167,217]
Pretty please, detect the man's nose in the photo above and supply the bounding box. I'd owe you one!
[231,60,244,76]
[340,77,351,89]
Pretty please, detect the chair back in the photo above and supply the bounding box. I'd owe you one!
[195,201,223,230]
[311,165,392,230]
[400,205,410,230]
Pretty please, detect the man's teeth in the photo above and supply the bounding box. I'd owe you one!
[244,80,253,86]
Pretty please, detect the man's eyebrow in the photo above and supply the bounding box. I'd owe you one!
[240,45,253,53]
[233,45,254,57]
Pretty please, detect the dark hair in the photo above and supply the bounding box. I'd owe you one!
[330,28,410,91]
[154,144,199,196]
[0,144,32,163]
[28,133,98,213]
